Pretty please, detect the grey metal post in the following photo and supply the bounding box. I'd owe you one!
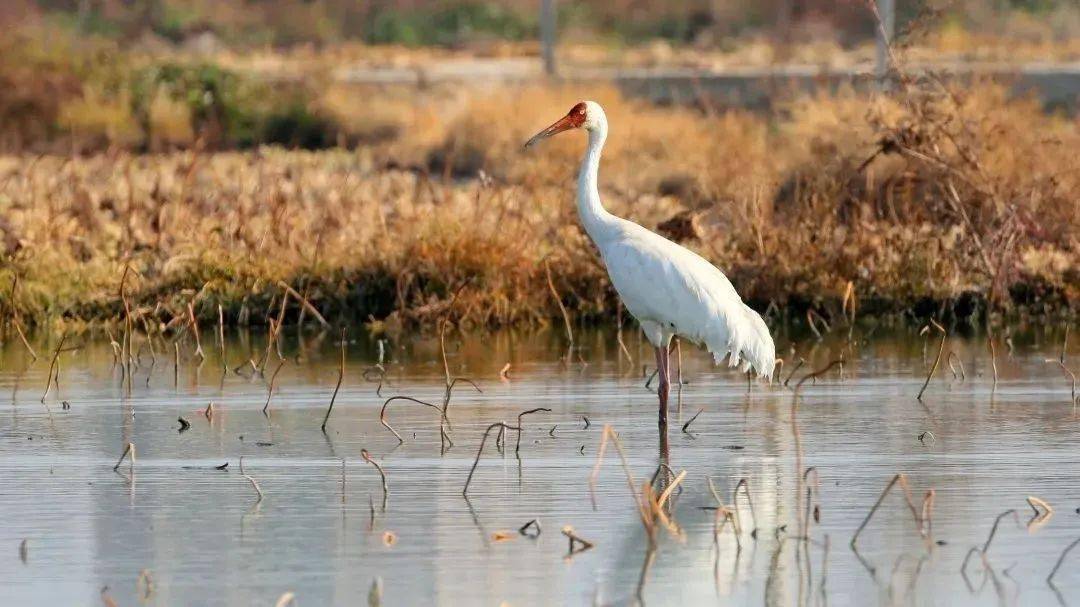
[875,0,896,86]
[541,0,557,76]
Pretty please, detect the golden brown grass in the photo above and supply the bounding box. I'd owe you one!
[0,79,1076,331]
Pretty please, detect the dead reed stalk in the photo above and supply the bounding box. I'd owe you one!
[784,358,806,387]
[463,422,521,496]
[436,320,481,441]
[186,301,204,360]
[8,277,37,360]
[681,408,704,434]
[1047,536,1080,587]
[987,329,998,389]
[544,259,574,349]
[361,449,389,510]
[514,407,552,454]
[239,456,263,501]
[792,355,846,397]
[917,320,947,401]
[276,281,330,328]
[262,360,285,414]
[850,473,926,548]
[321,328,346,432]
[561,526,594,555]
[112,442,135,472]
[379,396,444,444]
[40,333,67,403]
[588,425,642,514]
[946,351,966,381]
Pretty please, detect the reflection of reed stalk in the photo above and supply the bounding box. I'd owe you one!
[187,301,204,360]
[987,329,998,389]
[946,351,966,381]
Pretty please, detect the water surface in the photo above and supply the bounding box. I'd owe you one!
[2,323,1079,605]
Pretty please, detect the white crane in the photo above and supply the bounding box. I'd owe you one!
[526,101,776,428]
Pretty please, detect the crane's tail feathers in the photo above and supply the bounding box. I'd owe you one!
[707,304,776,381]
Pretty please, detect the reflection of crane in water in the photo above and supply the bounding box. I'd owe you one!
[525,101,776,431]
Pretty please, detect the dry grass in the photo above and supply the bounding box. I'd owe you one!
[0,79,1076,331]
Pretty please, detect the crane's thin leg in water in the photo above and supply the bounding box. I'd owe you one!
[655,346,670,429]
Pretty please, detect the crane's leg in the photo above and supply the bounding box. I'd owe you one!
[655,345,670,428]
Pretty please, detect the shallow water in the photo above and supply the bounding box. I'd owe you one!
[1,323,1079,606]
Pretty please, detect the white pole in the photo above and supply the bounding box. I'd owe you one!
[875,0,896,87]
[541,0,557,76]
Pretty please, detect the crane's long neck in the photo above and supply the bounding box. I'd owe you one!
[577,126,616,242]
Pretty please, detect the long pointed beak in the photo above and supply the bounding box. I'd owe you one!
[524,114,578,149]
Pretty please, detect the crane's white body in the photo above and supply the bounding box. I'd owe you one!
[573,101,775,379]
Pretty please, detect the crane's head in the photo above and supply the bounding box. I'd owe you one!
[524,101,605,149]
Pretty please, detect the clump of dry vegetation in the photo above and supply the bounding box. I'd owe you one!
[0,74,1075,332]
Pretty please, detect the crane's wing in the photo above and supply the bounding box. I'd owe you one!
[601,223,775,379]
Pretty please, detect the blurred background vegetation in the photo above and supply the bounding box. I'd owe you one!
[11,0,1080,48]
[0,1,1076,329]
